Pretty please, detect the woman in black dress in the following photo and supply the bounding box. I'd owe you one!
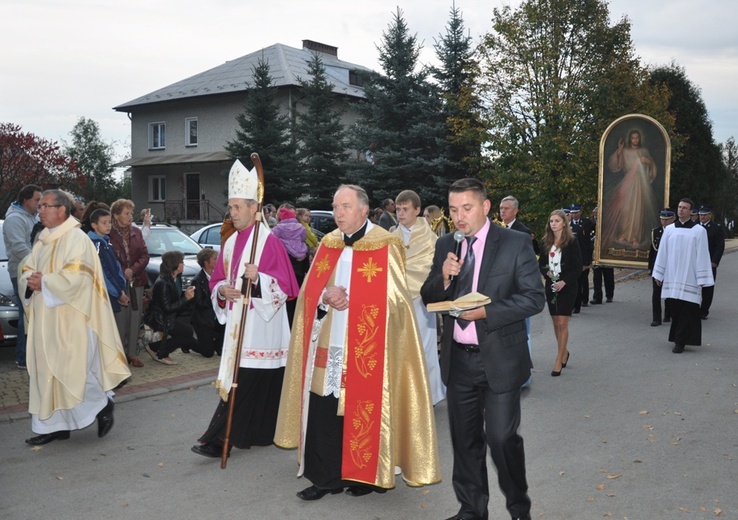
[539,210,582,376]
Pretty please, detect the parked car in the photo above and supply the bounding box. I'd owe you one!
[190,223,223,251]
[0,221,20,346]
[191,220,325,250]
[143,224,202,288]
[310,210,336,235]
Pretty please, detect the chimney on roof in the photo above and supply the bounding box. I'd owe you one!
[302,40,338,57]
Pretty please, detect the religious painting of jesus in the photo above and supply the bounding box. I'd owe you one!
[595,114,670,268]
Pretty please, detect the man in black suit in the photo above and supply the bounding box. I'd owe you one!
[648,208,675,326]
[698,205,725,319]
[377,198,397,230]
[568,204,594,312]
[498,195,539,255]
[588,207,614,304]
[421,178,545,520]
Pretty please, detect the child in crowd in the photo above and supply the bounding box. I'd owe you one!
[88,208,129,311]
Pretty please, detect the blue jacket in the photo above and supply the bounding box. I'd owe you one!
[88,231,127,312]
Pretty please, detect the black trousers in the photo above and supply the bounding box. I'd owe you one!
[149,319,198,358]
[192,322,225,357]
[591,267,614,302]
[700,267,717,315]
[668,299,701,346]
[446,343,530,520]
[574,268,590,310]
[651,280,672,323]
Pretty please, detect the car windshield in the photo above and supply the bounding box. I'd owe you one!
[145,228,202,256]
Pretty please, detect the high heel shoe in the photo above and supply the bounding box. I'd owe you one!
[550,369,562,377]
[562,351,570,368]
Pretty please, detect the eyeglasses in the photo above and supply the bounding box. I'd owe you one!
[39,204,62,210]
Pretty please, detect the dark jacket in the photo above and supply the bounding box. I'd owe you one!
[146,275,189,335]
[109,225,150,287]
[421,223,545,393]
[509,219,540,255]
[190,269,217,329]
[88,231,127,312]
[648,226,665,272]
[569,218,594,265]
[702,220,725,266]
[538,237,583,288]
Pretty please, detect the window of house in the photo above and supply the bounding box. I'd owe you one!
[149,122,166,149]
[150,176,166,201]
[185,117,198,146]
[349,69,365,88]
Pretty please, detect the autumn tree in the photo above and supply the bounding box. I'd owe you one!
[432,4,489,180]
[479,0,671,230]
[0,123,86,215]
[292,52,349,207]
[225,59,297,203]
[349,8,450,207]
[63,117,121,202]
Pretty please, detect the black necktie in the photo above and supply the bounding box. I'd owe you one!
[455,236,477,330]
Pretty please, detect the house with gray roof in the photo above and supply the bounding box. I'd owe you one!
[114,40,370,228]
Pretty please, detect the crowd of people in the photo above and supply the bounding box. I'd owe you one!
[2,170,726,520]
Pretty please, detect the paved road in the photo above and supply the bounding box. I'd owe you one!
[1,248,736,519]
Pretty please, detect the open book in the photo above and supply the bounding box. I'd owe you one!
[426,292,491,314]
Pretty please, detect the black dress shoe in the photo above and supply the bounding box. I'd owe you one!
[663,316,671,323]
[650,320,661,327]
[589,299,602,304]
[445,515,476,520]
[97,398,115,438]
[25,430,71,445]
[345,485,387,497]
[606,298,613,303]
[581,301,588,307]
[672,343,685,354]
[191,443,229,458]
[572,308,580,314]
[296,485,343,501]
[550,369,561,377]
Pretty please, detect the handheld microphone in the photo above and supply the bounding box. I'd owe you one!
[449,230,465,281]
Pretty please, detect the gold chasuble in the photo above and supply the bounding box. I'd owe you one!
[20,217,130,420]
[275,226,441,489]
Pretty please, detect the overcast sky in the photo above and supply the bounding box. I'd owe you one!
[4,0,737,162]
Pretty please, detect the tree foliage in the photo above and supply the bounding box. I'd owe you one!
[479,0,671,230]
[649,63,726,210]
[63,116,122,202]
[348,8,451,207]
[432,4,489,180]
[292,52,349,207]
[719,136,738,230]
[0,122,86,215]
[225,59,297,204]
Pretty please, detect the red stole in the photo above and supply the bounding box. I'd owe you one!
[300,243,389,483]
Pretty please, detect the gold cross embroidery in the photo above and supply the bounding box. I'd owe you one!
[357,257,382,283]
[229,323,240,342]
[315,256,331,277]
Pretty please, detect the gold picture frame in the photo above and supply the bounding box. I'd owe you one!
[595,114,671,268]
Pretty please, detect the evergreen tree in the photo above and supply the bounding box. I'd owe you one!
[649,63,726,209]
[432,3,488,180]
[225,59,296,203]
[292,52,349,207]
[349,8,450,207]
